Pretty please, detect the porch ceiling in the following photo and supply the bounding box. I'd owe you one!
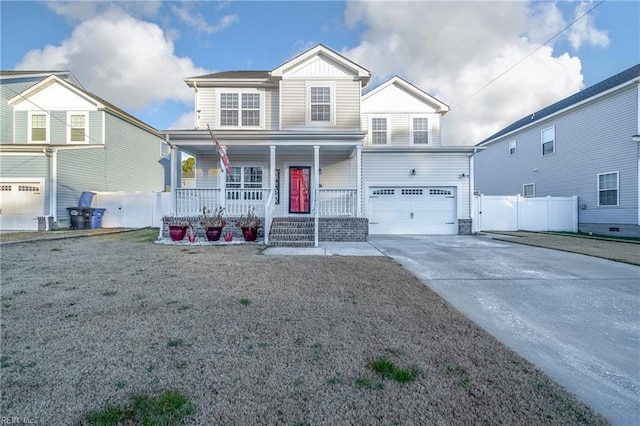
[179,143,357,157]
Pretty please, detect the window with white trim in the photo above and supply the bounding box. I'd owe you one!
[68,112,88,143]
[29,112,48,143]
[220,92,261,127]
[306,82,335,125]
[597,172,618,206]
[371,117,388,145]
[509,140,517,155]
[226,166,264,200]
[541,126,555,156]
[523,183,535,198]
[412,117,429,144]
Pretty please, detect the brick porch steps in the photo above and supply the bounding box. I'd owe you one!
[268,217,315,247]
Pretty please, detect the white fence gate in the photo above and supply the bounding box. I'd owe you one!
[93,191,171,228]
[474,195,578,232]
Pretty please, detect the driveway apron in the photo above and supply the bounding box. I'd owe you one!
[369,235,640,426]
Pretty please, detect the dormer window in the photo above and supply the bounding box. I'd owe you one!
[219,91,261,127]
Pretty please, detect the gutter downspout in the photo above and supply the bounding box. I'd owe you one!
[44,147,57,223]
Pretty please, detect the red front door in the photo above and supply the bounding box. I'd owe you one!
[289,167,310,213]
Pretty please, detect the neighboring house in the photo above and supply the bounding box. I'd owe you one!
[0,71,169,230]
[164,44,478,245]
[474,64,640,237]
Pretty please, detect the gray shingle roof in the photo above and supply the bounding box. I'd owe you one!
[478,64,640,145]
[188,71,271,80]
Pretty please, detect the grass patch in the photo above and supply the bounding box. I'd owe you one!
[167,339,185,348]
[86,390,194,425]
[239,298,251,306]
[101,290,117,297]
[370,357,420,383]
[328,373,343,385]
[50,248,62,252]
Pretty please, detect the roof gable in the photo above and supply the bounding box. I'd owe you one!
[478,63,640,145]
[362,76,449,115]
[8,75,101,111]
[271,44,370,85]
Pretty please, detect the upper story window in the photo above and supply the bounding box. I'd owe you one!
[306,82,335,126]
[541,126,555,156]
[28,111,49,143]
[411,117,429,144]
[509,140,517,155]
[371,117,388,145]
[523,183,535,198]
[220,92,261,127]
[68,112,88,143]
[597,172,618,206]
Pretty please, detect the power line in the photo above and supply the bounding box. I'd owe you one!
[450,0,606,110]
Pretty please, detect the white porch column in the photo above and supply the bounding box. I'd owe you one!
[219,146,227,209]
[170,144,178,215]
[270,145,276,196]
[314,145,320,247]
[356,145,362,217]
[48,149,57,221]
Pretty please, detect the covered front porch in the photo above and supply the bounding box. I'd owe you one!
[164,130,367,246]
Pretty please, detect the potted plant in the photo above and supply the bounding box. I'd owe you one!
[163,216,190,241]
[236,208,261,242]
[200,207,226,241]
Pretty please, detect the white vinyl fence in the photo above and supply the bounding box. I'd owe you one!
[474,195,578,232]
[93,191,171,228]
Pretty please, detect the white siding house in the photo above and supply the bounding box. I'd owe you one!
[0,71,168,230]
[474,64,640,237]
[164,44,479,245]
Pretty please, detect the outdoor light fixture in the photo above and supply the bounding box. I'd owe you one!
[411,169,416,176]
[459,173,467,178]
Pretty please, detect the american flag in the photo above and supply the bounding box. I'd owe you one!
[207,124,231,176]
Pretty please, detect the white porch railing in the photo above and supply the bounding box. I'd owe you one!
[318,189,357,217]
[176,188,221,216]
[176,188,357,217]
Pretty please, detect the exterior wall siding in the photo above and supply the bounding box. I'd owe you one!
[362,113,441,146]
[1,78,44,144]
[14,112,27,142]
[362,151,472,219]
[50,111,66,143]
[197,87,279,130]
[89,111,103,144]
[475,85,638,229]
[0,154,51,214]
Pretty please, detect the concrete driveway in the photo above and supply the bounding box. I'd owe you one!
[369,235,640,426]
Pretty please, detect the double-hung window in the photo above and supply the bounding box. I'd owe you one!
[307,82,334,125]
[220,92,261,127]
[412,117,429,144]
[597,172,618,206]
[68,112,88,143]
[29,112,48,143]
[523,183,535,198]
[509,140,517,155]
[226,166,264,201]
[371,117,388,145]
[541,126,555,156]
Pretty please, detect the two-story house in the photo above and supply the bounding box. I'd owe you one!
[474,64,640,237]
[0,71,169,230]
[164,44,479,245]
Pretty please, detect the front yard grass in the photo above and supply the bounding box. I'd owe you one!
[0,230,609,425]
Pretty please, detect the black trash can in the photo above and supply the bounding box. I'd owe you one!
[67,207,92,230]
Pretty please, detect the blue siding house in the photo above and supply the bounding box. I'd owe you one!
[0,71,169,230]
[474,64,640,237]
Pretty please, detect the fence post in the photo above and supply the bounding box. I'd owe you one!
[572,195,579,232]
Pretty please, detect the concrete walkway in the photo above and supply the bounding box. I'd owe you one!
[263,242,385,256]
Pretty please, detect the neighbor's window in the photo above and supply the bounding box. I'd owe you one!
[69,113,87,142]
[412,117,429,144]
[597,172,618,206]
[509,140,517,155]
[371,117,388,145]
[31,113,47,142]
[226,166,264,200]
[541,126,555,156]
[523,183,535,198]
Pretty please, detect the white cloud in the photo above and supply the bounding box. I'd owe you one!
[170,4,238,34]
[342,1,604,144]
[567,1,610,50]
[16,5,208,111]
[169,111,195,130]
[46,0,162,23]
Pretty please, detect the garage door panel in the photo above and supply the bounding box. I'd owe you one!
[369,186,456,235]
[0,181,44,231]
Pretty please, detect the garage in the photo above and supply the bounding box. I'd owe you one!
[0,181,44,231]
[368,186,456,235]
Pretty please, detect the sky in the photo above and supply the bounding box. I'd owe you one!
[1,0,638,145]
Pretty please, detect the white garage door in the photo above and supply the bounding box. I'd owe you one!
[0,181,44,231]
[368,186,456,235]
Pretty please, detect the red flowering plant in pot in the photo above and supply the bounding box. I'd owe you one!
[200,206,226,241]
[235,207,261,242]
